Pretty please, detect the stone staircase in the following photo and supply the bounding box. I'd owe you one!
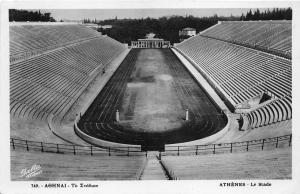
[141,152,169,180]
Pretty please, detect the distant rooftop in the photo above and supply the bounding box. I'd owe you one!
[138,38,164,41]
[146,33,156,39]
[181,27,196,31]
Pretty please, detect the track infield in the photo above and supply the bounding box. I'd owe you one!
[79,48,227,147]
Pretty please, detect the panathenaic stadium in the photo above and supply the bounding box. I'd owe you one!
[10,20,292,180]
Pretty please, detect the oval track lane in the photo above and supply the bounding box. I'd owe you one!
[79,49,227,148]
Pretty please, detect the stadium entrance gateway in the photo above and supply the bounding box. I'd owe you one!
[131,38,170,48]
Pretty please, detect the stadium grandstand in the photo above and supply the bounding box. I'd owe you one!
[200,20,292,58]
[10,18,291,180]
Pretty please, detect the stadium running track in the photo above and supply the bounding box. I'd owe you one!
[78,48,227,150]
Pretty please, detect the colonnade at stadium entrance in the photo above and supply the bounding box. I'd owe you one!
[131,38,170,48]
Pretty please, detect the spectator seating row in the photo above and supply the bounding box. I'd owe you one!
[10,25,126,121]
[10,24,102,62]
[10,24,100,55]
[176,35,291,105]
[11,150,146,180]
[175,27,291,129]
[161,148,291,179]
[201,21,292,55]
[243,95,292,129]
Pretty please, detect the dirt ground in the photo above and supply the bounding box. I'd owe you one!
[80,48,227,145]
[120,49,184,132]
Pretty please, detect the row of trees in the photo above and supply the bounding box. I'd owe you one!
[9,8,292,44]
[93,8,292,44]
[241,8,292,21]
[97,15,239,44]
[9,9,56,22]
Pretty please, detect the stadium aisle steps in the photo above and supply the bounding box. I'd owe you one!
[141,152,169,180]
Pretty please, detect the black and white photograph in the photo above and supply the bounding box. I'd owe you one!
[0,0,299,193]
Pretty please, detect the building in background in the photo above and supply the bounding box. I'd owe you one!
[131,33,170,48]
[84,23,100,30]
[179,27,196,42]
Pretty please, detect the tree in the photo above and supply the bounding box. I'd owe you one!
[245,9,253,20]
[9,9,56,22]
[253,9,260,20]
[240,8,292,21]
[240,13,245,21]
[95,14,236,44]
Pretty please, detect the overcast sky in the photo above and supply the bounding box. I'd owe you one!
[38,8,272,21]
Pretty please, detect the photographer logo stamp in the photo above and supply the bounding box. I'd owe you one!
[20,164,42,178]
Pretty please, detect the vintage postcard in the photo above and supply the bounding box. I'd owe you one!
[0,0,299,193]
